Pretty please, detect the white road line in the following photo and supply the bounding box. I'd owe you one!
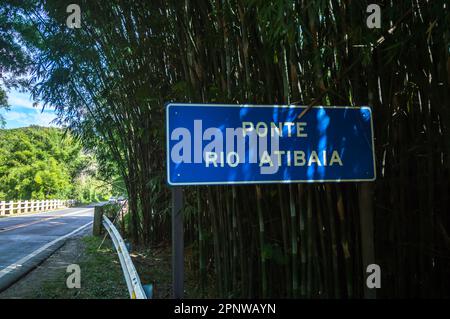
[1,207,92,219]
[0,208,93,233]
[0,221,93,279]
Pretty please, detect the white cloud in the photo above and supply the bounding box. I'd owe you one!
[2,111,28,122]
[6,89,55,110]
[1,89,58,129]
[34,111,58,127]
[1,108,58,129]
[8,94,34,109]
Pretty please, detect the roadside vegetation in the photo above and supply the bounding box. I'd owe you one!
[37,236,129,299]
[0,126,114,203]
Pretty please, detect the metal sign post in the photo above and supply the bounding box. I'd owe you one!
[172,186,184,299]
[359,181,376,299]
[166,103,377,299]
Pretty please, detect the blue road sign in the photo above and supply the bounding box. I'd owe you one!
[166,103,376,185]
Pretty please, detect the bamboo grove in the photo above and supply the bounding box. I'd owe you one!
[3,0,449,298]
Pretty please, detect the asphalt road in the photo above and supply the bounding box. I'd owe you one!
[0,207,94,289]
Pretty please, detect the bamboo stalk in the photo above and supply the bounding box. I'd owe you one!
[255,185,267,297]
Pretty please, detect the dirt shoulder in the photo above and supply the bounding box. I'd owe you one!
[0,228,128,299]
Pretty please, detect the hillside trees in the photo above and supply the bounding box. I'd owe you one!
[0,126,112,202]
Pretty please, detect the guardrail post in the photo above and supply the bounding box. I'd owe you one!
[172,187,184,299]
[359,182,376,299]
[0,201,5,216]
[93,205,104,236]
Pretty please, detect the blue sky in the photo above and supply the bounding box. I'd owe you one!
[0,89,58,129]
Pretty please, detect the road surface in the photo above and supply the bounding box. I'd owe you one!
[0,207,93,291]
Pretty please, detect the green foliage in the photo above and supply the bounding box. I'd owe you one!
[0,0,39,126]
[0,88,7,128]
[0,126,112,201]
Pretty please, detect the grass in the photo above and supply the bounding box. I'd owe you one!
[131,244,217,299]
[31,236,129,299]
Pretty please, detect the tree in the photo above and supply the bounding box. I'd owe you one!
[0,126,112,202]
[0,0,39,127]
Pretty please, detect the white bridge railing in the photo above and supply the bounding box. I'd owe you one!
[0,199,76,216]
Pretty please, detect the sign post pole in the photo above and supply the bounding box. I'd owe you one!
[167,103,377,298]
[359,182,376,299]
[172,186,184,299]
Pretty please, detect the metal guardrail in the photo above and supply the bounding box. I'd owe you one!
[102,215,147,299]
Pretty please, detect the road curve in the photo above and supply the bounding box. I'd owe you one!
[0,207,94,291]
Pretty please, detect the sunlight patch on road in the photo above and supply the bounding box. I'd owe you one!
[0,209,92,234]
[0,221,93,280]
